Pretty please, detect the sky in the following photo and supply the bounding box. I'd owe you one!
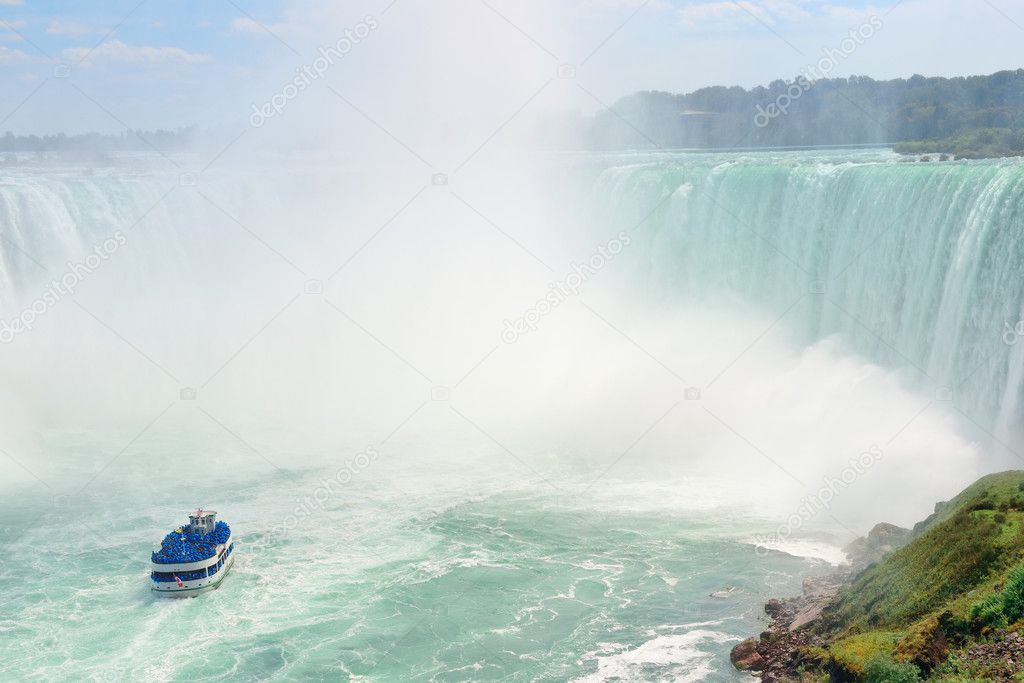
[0,0,1022,134]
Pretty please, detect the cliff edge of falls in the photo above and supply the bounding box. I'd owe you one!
[733,471,1024,682]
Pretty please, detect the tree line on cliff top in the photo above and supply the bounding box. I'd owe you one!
[568,69,1024,152]
[5,69,1024,156]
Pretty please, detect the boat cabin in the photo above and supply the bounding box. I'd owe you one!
[187,509,217,536]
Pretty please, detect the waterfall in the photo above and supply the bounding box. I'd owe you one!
[581,151,1024,436]
[0,169,206,310]
[2,151,1022,443]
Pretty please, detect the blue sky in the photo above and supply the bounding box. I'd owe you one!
[0,0,278,64]
[0,0,1021,134]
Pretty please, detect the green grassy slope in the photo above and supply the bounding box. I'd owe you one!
[813,472,1024,680]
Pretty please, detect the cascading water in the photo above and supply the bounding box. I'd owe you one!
[578,150,1024,440]
[6,153,1022,436]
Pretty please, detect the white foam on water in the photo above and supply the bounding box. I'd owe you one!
[744,537,849,566]
[573,629,741,683]
[406,554,508,583]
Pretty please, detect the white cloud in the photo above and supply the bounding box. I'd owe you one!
[230,17,266,34]
[676,0,826,27]
[0,45,31,64]
[0,0,24,5]
[580,0,672,9]
[0,18,26,40]
[677,1,774,27]
[820,4,887,22]
[61,40,211,64]
[229,15,293,37]
[47,20,92,37]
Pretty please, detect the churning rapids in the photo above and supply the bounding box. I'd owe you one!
[0,149,1021,681]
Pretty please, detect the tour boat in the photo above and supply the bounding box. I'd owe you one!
[150,509,234,597]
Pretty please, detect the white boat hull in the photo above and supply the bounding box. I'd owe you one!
[151,549,234,598]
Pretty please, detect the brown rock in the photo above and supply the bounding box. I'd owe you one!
[730,638,765,671]
[789,602,826,631]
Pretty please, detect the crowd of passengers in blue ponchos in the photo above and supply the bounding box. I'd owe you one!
[151,545,233,582]
[151,520,231,565]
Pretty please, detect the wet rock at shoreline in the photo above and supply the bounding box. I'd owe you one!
[730,638,764,671]
[729,570,845,681]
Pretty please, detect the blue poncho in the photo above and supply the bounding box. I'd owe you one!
[152,521,230,564]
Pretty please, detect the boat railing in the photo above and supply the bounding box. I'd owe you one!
[150,542,234,583]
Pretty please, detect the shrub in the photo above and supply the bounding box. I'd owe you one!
[863,654,921,683]
[938,610,973,645]
[1003,566,1024,623]
[971,593,1007,630]
[830,632,902,677]
[795,645,830,668]
[970,497,995,512]
[894,616,948,673]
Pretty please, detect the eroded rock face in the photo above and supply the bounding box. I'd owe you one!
[912,501,949,535]
[867,522,911,548]
[730,638,764,671]
[844,522,911,569]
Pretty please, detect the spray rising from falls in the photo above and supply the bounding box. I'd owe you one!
[0,151,1014,515]
[579,151,1024,439]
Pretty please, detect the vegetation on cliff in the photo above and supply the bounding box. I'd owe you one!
[747,471,1024,681]
[893,128,1024,159]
